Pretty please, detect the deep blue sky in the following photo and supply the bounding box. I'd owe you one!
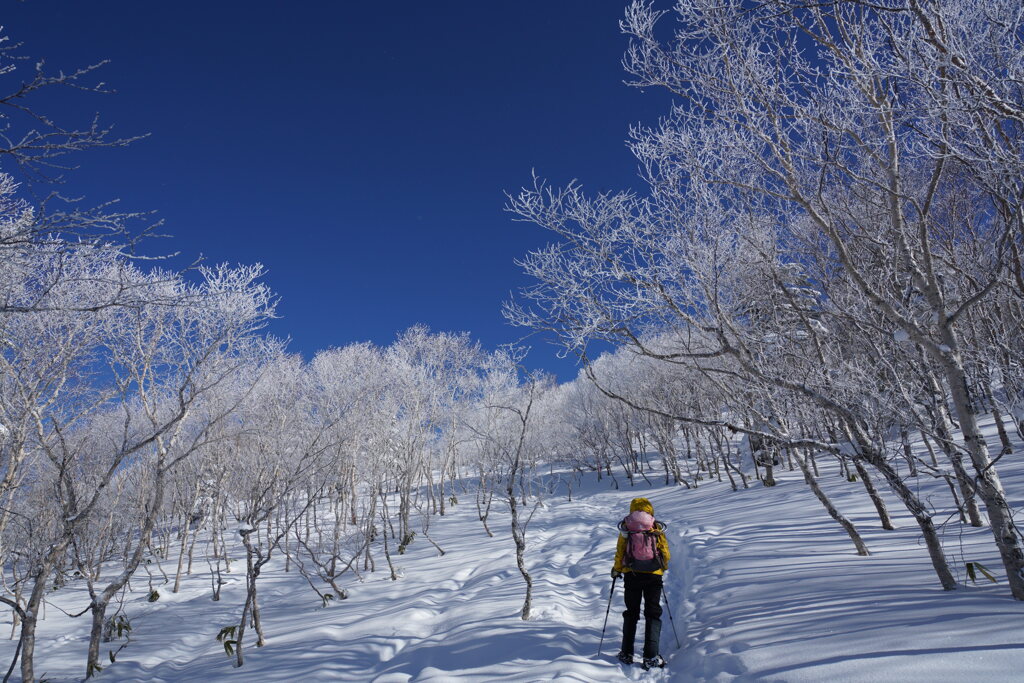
[6,1,671,380]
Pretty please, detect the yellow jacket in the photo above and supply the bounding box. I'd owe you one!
[612,497,670,575]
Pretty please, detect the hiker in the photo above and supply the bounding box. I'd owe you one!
[611,497,669,670]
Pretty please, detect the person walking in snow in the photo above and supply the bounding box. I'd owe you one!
[612,497,670,670]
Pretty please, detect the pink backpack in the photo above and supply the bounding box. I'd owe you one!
[620,510,665,572]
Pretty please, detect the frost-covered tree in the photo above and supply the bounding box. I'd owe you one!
[466,357,550,620]
[220,354,334,668]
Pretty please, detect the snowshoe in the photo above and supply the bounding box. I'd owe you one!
[642,655,666,670]
[616,651,633,665]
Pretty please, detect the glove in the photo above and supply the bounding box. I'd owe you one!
[611,570,622,579]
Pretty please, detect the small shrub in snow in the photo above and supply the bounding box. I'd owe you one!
[966,562,998,585]
[217,625,239,657]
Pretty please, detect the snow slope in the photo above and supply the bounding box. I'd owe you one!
[3,420,1023,682]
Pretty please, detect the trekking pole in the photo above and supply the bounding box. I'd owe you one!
[597,575,618,657]
[662,587,681,649]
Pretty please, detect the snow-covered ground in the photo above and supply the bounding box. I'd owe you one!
[4,419,1024,682]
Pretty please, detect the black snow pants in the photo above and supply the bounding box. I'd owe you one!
[620,571,663,659]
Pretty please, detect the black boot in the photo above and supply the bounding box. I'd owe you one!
[642,654,666,670]
[643,615,662,660]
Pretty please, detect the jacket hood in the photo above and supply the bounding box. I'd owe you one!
[629,497,654,515]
